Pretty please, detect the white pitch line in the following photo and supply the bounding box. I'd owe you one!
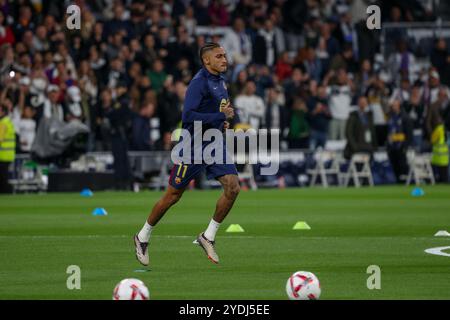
[424,246,450,257]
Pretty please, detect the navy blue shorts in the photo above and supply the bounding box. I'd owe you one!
[169,162,238,189]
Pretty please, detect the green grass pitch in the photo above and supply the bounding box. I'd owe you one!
[1,186,449,300]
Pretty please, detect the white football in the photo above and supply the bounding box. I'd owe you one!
[286,271,321,300]
[113,278,150,300]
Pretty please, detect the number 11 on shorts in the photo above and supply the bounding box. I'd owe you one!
[177,164,188,178]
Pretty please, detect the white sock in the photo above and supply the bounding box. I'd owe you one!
[204,219,221,242]
[138,222,153,243]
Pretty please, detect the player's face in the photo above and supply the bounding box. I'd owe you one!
[205,47,228,74]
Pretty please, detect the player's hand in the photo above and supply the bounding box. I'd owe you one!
[223,121,230,130]
[221,102,234,119]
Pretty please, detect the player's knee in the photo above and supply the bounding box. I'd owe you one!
[166,190,183,205]
[171,193,183,204]
[226,181,240,199]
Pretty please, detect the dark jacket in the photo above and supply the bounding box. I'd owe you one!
[344,110,378,159]
[386,111,413,151]
[131,114,151,151]
[306,96,331,133]
[253,32,278,67]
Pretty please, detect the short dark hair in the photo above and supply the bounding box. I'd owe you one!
[199,42,221,65]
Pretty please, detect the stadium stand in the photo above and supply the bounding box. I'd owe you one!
[0,0,449,192]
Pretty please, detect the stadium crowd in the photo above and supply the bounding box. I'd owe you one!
[0,0,449,187]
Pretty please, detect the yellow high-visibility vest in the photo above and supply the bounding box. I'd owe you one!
[0,116,16,162]
[431,124,449,166]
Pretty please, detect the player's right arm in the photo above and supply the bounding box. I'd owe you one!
[182,79,232,123]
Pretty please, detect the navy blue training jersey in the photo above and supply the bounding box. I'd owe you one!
[182,67,229,134]
[169,67,238,188]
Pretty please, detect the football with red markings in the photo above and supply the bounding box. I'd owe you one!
[113,278,150,300]
[286,271,321,300]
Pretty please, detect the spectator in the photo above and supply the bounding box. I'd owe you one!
[318,22,341,61]
[192,0,211,26]
[167,25,196,73]
[344,96,377,160]
[147,59,167,94]
[275,51,293,82]
[430,38,450,86]
[325,69,353,140]
[282,0,308,52]
[13,5,35,41]
[283,67,308,105]
[96,89,114,151]
[229,68,247,98]
[388,40,416,84]
[0,11,15,46]
[307,83,331,150]
[155,26,172,66]
[354,59,373,97]
[158,77,183,137]
[329,43,358,74]
[391,78,411,104]
[220,17,252,72]
[15,105,36,153]
[105,3,131,38]
[264,85,288,148]
[253,19,280,68]
[65,86,83,122]
[43,85,64,122]
[131,102,155,151]
[138,33,158,73]
[234,80,265,130]
[287,96,309,149]
[339,12,358,54]
[181,6,197,36]
[366,75,390,146]
[424,68,447,107]
[0,44,15,77]
[303,47,322,83]
[208,0,229,27]
[253,65,274,98]
[402,85,426,150]
[106,57,127,90]
[31,25,47,52]
[268,10,286,57]
[386,99,413,183]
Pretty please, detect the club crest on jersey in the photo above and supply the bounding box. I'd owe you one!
[175,177,182,184]
[219,98,228,112]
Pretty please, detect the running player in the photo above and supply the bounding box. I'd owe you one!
[134,43,240,265]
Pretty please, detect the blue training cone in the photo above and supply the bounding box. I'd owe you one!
[92,208,108,216]
[411,187,425,197]
[80,188,93,197]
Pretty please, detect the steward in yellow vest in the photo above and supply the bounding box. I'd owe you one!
[427,101,449,183]
[0,106,16,193]
[431,124,449,167]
